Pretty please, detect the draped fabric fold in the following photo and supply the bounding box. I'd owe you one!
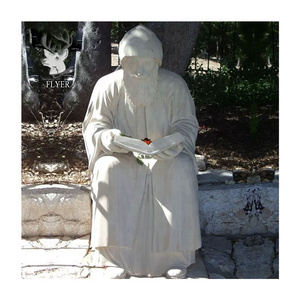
[82,68,201,276]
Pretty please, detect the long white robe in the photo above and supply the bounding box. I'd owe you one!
[82,68,201,277]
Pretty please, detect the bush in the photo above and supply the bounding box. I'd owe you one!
[184,66,279,108]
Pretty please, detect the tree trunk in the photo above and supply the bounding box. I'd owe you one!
[21,22,40,122]
[63,22,111,122]
[146,22,201,76]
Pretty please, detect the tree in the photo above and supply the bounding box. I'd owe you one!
[21,22,40,122]
[146,22,201,76]
[237,22,271,70]
[22,22,201,123]
[62,22,111,121]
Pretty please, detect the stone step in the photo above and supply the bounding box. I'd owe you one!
[21,265,89,279]
[22,179,279,240]
[197,169,234,184]
[21,238,208,279]
[197,169,279,185]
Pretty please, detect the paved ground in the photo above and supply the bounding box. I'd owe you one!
[21,236,208,279]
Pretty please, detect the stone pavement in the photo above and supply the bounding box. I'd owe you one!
[21,236,208,279]
[21,234,279,279]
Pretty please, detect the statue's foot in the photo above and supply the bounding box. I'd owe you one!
[105,267,127,279]
[165,267,187,279]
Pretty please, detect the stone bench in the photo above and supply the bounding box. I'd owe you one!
[21,172,279,239]
[21,173,279,279]
[22,184,91,239]
[198,182,279,237]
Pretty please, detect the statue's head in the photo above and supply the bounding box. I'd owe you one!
[119,25,163,68]
[119,25,163,107]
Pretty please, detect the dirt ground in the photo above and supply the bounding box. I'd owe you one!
[195,104,279,172]
[21,104,278,186]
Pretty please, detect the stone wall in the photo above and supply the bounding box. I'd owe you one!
[21,170,279,279]
[199,235,279,279]
[21,173,279,239]
[198,182,279,237]
[196,169,279,279]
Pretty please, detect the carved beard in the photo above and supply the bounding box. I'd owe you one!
[123,66,158,107]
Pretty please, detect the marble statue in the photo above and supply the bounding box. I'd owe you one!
[82,25,201,279]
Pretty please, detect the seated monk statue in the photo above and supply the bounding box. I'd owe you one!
[82,24,201,279]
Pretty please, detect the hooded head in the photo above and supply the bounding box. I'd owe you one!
[118,25,163,67]
[119,25,163,107]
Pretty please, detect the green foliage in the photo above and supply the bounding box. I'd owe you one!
[111,22,143,43]
[193,22,237,61]
[25,22,78,37]
[184,66,279,107]
[237,22,272,69]
[184,65,278,140]
[184,69,228,106]
[248,102,260,139]
[185,21,279,110]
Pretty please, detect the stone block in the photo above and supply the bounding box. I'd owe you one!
[21,247,89,266]
[22,184,92,239]
[273,255,279,275]
[208,273,226,279]
[202,235,232,254]
[195,154,206,171]
[185,251,208,279]
[274,170,279,181]
[198,182,279,237]
[232,236,275,279]
[21,235,90,249]
[200,248,235,278]
[198,169,233,185]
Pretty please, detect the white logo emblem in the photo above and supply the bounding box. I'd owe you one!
[41,30,73,77]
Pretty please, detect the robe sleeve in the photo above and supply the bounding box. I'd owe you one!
[169,75,199,160]
[82,74,119,171]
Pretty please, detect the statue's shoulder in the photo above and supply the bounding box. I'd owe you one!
[158,68,187,91]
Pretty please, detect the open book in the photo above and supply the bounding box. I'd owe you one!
[113,132,185,156]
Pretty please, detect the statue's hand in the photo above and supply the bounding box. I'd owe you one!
[100,129,129,154]
[152,143,183,160]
